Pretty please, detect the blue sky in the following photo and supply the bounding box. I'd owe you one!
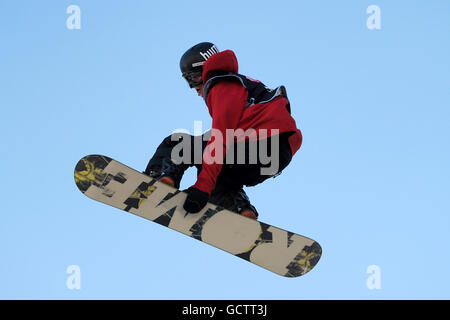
[0,0,449,299]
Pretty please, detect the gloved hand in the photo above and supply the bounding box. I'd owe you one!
[183,187,209,214]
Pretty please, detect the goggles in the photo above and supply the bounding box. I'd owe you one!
[182,71,203,88]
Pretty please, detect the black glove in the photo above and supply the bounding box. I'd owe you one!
[183,187,209,214]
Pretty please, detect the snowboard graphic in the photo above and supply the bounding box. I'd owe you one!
[74,155,322,277]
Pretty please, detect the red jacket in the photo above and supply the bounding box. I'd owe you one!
[193,50,302,195]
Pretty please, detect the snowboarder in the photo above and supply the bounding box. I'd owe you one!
[144,42,303,219]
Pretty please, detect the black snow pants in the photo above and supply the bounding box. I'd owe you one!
[144,131,294,215]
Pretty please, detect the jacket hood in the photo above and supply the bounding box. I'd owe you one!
[202,50,239,82]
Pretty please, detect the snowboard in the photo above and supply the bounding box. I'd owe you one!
[74,154,322,277]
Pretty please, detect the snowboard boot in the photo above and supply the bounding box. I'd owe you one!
[145,158,188,189]
[209,186,259,220]
[240,209,258,220]
[233,189,258,219]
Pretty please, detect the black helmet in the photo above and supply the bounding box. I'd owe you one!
[180,42,219,88]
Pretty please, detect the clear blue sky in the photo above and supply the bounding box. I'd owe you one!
[0,0,449,299]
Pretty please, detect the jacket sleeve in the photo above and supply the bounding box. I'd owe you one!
[193,80,248,195]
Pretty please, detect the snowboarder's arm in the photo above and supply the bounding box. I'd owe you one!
[193,81,247,195]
